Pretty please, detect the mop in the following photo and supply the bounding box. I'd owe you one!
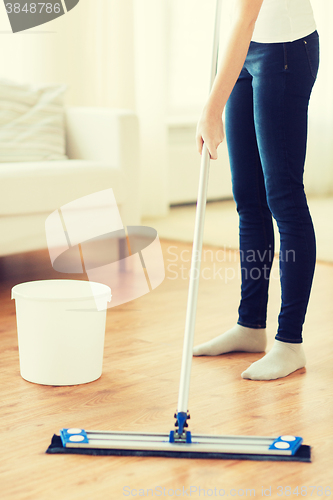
[47,0,311,462]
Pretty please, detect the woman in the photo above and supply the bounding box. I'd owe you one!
[193,0,319,380]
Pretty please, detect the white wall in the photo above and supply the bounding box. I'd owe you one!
[166,0,234,205]
[304,0,333,196]
[132,0,169,217]
[0,0,135,108]
[1,0,333,218]
[166,0,233,117]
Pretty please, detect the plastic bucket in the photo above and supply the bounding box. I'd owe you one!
[11,280,111,386]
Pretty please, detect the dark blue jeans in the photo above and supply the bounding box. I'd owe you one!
[225,31,319,343]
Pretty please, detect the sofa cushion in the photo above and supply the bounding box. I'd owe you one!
[0,160,123,215]
[0,79,67,162]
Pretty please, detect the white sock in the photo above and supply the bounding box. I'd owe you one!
[241,340,306,381]
[193,324,267,356]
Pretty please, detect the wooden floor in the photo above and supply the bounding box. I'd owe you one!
[1,240,333,500]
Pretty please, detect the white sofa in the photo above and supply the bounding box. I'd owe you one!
[0,107,141,257]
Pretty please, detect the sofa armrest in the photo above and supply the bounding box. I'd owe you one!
[65,107,141,225]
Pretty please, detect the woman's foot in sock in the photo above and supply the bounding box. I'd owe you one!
[241,340,306,380]
[193,324,267,356]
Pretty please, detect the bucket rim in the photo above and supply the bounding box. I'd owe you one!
[11,279,112,302]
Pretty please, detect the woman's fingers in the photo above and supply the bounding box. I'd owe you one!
[205,141,218,160]
[197,133,224,160]
[196,116,225,160]
[196,136,219,160]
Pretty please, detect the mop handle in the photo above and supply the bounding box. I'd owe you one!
[177,0,223,415]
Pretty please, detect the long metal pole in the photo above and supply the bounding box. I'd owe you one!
[177,0,223,416]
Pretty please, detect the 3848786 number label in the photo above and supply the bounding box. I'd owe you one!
[276,486,331,496]
[5,2,62,14]
[5,1,65,33]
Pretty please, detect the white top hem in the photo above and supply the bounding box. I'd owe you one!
[251,23,317,44]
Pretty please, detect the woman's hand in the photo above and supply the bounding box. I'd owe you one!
[196,107,225,160]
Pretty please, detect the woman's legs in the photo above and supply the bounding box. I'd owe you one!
[250,35,318,344]
[241,33,319,380]
[194,32,319,380]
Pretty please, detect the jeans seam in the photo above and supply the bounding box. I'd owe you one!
[277,69,296,340]
[254,154,271,325]
[283,43,288,70]
[238,148,271,329]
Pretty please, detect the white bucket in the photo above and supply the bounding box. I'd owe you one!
[11,280,111,386]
